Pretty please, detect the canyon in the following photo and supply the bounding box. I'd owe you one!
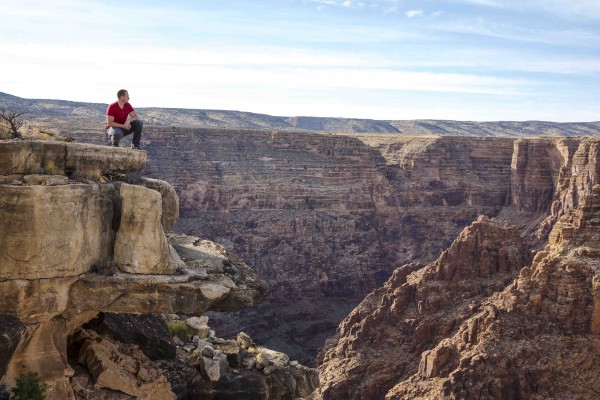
[2,92,600,398]
[55,121,600,371]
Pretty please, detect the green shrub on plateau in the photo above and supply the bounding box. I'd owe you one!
[167,320,194,342]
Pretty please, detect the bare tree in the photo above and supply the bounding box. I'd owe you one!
[0,109,26,139]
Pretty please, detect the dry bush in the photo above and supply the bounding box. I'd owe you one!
[0,109,26,139]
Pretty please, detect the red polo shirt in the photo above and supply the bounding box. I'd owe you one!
[106,102,134,129]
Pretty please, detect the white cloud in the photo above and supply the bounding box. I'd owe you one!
[406,10,424,18]
[452,0,600,19]
[532,0,600,20]
[451,0,504,8]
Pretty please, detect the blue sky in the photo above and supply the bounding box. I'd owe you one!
[0,0,599,121]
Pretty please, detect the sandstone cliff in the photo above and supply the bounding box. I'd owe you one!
[0,140,269,399]
[316,187,600,399]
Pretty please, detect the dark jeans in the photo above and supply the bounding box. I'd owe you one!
[107,119,143,146]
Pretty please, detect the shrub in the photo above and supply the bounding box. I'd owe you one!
[167,320,194,342]
[0,109,26,139]
[43,160,65,175]
[11,371,46,400]
[0,384,10,400]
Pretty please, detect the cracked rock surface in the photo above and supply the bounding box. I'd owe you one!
[0,141,269,399]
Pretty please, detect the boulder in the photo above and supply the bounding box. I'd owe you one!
[0,184,113,280]
[139,177,179,232]
[114,183,185,274]
[185,316,211,339]
[76,330,176,400]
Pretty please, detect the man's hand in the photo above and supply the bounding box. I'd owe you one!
[124,122,131,130]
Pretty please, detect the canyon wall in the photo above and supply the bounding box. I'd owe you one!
[136,129,520,363]
[314,136,600,399]
[316,184,600,400]
[128,128,594,365]
[62,127,600,367]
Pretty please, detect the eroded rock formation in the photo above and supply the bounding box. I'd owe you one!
[316,186,600,399]
[0,140,269,399]
[55,127,600,365]
[160,327,319,400]
[139,130,599,364]
[316,216,532,399]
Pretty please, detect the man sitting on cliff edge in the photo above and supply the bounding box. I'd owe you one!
[106,89,143,149]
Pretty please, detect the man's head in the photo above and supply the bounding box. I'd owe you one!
[117,89,129,102]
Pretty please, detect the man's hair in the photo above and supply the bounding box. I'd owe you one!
[117,89,128,98]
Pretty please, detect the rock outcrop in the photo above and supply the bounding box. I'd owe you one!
[160,327,319,400]
[0,140,269,399]
[316,216,531,399]
[317,186,600,399]
[73,329,175,400]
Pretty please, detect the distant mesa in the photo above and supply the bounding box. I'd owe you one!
[1,91,599,136]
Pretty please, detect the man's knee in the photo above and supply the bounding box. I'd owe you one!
[131,119,143,129]
[109,127,125,140]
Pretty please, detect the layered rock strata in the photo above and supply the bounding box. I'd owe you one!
[142,129,517,362]
[315,216,532,399]
[53,129,600,364]
[317,186,600,399]
[0,140,269,399]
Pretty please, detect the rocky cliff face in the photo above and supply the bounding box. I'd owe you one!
[57,127,600,365]
[315,216,532,399]
[140,130,597,362]
[316,185,600,397]
[25,121,600,369]
[138,129,522,362]
[383,185,600,399]
[0,140,269,399]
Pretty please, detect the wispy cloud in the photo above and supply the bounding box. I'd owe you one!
[0,0,598,121]
[406,10,423,18]
[449,0,504,8]
[452,0,600,19]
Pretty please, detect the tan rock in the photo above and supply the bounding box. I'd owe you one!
[202,357,222,381]
[114,183,185,274]
[0,277,78,322]
[185,316,211,338]
[3,318,76,400]
[23,174,69,185]
[0,141,269,400]
[0,140,146,179]
[0,184,112,280]
[237,331,256,348]
[76,332,176,399]
[140,177,179,232]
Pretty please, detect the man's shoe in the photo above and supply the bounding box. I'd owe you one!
[112,143,119,147]
[131,144,141,150]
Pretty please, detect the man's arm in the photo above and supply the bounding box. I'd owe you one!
[106,115,130,129]
[129,111,139,122]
